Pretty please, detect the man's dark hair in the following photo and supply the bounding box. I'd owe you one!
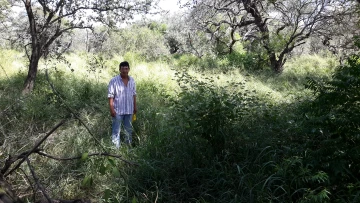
[119,61,130,68]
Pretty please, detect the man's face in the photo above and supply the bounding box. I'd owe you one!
[120,66,130,76]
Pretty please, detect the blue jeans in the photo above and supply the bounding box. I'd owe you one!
[112,114,133,148]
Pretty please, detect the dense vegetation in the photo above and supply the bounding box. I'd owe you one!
[1,0,360,202]
[1,47,359,202]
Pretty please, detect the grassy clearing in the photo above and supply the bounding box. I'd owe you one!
[0,49,343,202]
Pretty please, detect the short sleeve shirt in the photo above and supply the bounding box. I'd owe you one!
[108,75,136,115]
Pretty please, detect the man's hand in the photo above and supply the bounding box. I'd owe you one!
[110,109,116,117]
[109,98,116,117]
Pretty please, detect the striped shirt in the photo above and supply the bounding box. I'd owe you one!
[108,75,136,115]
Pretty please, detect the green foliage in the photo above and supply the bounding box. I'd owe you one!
[101,24,169,61]
[206,23,231,55]
[169,70,260,154]
[285,53,337,78]
[241,40,271,70]
[225,51,270,71]
[174,50,270,72]
[270,156,330,202]
[174,54,200,68]
[270,31,293,53]
[85,54,106,75]
[2,48,359,203]
[147,21,167,34]
[81,175,93,188]
[123,52,145,67]
[304,53,360,201]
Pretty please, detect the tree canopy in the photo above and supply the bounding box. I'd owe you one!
[181,0,359,72]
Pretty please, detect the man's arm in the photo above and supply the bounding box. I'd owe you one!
[133,95,137,114]
[109,98,116,117]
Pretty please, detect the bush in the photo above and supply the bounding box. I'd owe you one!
[173,50,271,73]
[169,70,262,154]
[101,25,170,61]
[225,51,269,71]
[304,53,360,201]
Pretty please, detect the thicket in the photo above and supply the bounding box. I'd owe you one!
[1,45,359,203]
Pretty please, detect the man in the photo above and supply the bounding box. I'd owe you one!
[108,61,137,148]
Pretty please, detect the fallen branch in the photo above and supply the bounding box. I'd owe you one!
[3,119,67,177]
[26,158,52,203]
[35,151,139,166]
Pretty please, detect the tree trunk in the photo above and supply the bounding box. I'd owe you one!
[269,53,285,74]
[22,52,41,95]
[22,0,42,95]
[243,1,279,73]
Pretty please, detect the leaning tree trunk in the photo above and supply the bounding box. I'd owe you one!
[22,0,42,95]
[22,52,41,95]
[243,1,281,73]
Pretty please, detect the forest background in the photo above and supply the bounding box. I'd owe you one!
[1,0,360,202]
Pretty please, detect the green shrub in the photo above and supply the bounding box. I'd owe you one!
[173,51,270,72]
[123,52,144,67]
[285,54,338,79]
[269,156,330,202]
[304,53,360,201]
[101,24,169,61]
[169,70,261,154]
[225,51,269,71]
[174,54,200,68]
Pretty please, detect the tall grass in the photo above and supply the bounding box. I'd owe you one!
[0,49,342,202]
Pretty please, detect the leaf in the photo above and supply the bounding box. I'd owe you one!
[81,152,89,160]
[132,196,138,203]
[112,167,121,177]
[99,163,107,175]
[103,189,111,201]
[81,176,93,188]
[107,157,116,166]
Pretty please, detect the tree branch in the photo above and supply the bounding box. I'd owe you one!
[3,119,67,177]
[18,167,36,201]
[26,158,52,203]
[35,151,139,166]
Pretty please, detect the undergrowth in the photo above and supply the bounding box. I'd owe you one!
[1,49,358,203]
